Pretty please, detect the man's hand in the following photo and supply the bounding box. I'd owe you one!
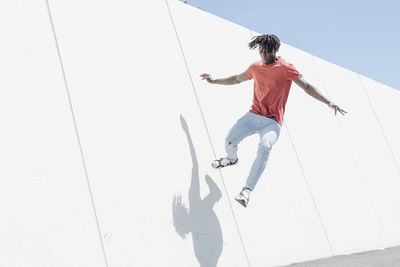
[200,72,249,85]
[328,102,347,116]
[200,73,214,83]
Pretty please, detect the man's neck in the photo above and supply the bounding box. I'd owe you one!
[263,56,278,65]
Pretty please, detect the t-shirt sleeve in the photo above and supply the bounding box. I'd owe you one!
[244,64,253,80]
[286,63,302,81]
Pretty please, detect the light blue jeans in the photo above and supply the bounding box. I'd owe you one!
[225,112,282,191]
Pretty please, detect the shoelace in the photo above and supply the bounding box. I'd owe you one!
[239,192,249,199]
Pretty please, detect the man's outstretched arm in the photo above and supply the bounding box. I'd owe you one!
[200,73,249,85]
[294,77,347,116]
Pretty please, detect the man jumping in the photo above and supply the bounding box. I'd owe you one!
[200,34,346,208]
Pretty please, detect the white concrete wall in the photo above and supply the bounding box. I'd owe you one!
[281,47,386,256]
[0,0,399,266]
[0,1,105,266]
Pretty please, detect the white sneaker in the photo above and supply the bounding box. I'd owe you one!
[211,157,238,169]
[235,188,251,208]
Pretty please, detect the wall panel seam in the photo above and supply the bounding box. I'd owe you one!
[312,56,389,248]
[283,123,335,256]
[357,75,400,175]
[164,1,251,266]
[44,1,109,266]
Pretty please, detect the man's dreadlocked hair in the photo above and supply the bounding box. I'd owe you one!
[248,34,281,54]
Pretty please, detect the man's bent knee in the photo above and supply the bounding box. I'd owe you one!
[258,142,272,158]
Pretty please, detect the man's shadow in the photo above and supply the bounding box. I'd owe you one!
[172,115,223,267]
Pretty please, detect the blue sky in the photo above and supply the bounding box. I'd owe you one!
[180,0,400,90]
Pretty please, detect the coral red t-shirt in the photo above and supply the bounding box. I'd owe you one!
[244,57,302,124]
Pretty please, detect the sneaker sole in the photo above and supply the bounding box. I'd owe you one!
[211,159,238,169]
[211,163,222,169]
[235,198,247,208]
